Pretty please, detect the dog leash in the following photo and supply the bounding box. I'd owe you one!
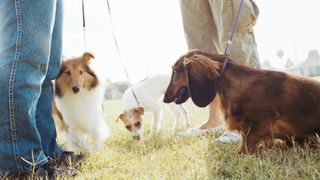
[105,0,141,107]
[81,0,87,51]
[81,0,141,106]
[221,0,246,73]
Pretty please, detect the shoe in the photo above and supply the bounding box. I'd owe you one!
[14,162,78,179]
[176,125,225,137]
[215,131,240,143]
[6,155,80,179]
[50,151,84,167]
[37,162,78,179]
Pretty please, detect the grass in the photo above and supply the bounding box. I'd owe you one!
[76,99,210,179]
[2,99,320,179]
[71,99,320,179]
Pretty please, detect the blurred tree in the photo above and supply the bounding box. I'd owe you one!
[285,58,294,69]
[276,49,284,59]
[276,49,285,70]
[115,82,130,94]
[307,49,320,60]
[104,80,130,99]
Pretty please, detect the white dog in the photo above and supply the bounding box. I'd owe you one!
[54,52,109,154]
[117,74,190,140]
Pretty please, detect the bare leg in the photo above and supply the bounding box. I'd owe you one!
[176,96,223,137]
[198,96,222,129]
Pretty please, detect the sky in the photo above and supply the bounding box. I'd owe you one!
[62,0,320,83]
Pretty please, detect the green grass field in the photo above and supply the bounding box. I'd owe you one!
[70,99,320,179]
[2,99,319,179]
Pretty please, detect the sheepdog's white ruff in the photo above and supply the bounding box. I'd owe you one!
[56,84,109,154]
[123,74,190,134]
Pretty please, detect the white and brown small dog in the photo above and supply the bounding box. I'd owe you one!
[117,74,190,140]
[54,52,109,154]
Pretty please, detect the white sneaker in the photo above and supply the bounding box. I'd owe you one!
[176,125,225,137]
[208,125,225,134]
[216,131,240,143]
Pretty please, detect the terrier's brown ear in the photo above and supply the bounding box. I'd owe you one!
[82,52,95,64]
[134,107,144,115]
[116,113,125,123]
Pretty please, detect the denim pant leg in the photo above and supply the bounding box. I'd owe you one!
[0,0,60,174]
[36,0,63,159]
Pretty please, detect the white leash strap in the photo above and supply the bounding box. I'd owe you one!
[105,0,141,107]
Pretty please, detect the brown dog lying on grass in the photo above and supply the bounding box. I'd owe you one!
[163,50,320,153]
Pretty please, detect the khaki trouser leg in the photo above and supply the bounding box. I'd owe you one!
[208,0,261,68]
[180,0,261,68]
[179,0,222,53]
[179,0,261,130]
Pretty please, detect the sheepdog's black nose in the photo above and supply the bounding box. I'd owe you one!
[72,86,80,93]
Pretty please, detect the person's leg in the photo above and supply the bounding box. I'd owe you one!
[208,0,260,142]
[229,0,260,68]
[197,95,222,129]
[179,0,223,133]
[209,0,261,68]
[36,0,63,159]
[176,96,224,137]
[0,0,58,175]
[179,0,222,53]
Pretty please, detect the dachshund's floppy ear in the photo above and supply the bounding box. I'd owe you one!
[183,55,220,107]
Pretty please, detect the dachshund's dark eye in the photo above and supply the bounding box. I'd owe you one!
[172,70,177,77]
[80,70,83,75]
[134,121,141,128]
[65,71,71,75]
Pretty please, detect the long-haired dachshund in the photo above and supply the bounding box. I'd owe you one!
[163,50,320,153]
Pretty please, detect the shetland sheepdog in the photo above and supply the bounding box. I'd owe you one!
[53,52,109,154]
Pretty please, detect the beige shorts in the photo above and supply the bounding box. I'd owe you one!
[180,0,260,68]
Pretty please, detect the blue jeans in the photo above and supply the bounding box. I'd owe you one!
[0,0,63,175]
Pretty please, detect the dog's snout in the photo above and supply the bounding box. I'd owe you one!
[163,93,173,103]
[72,86,80,93]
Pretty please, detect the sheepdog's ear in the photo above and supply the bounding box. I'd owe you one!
[183,54,220,107]
[82,52,95,64]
